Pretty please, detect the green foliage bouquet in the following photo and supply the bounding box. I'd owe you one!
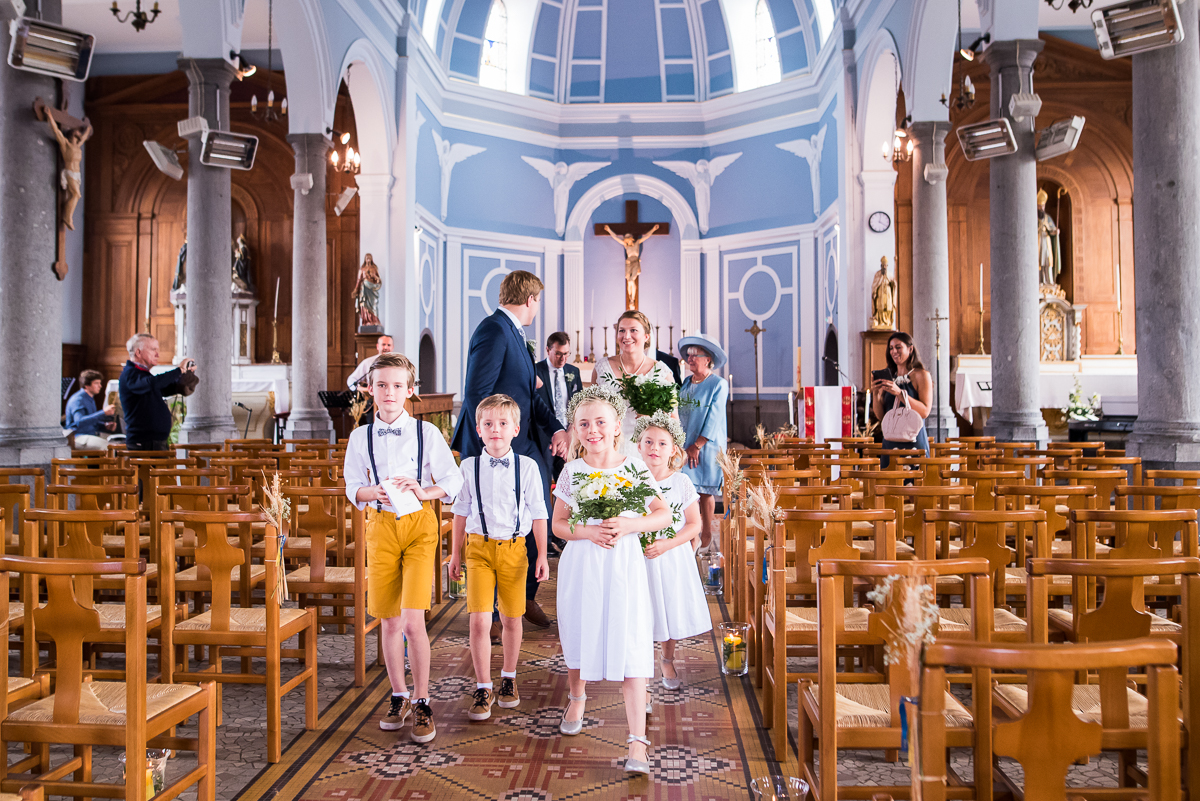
[613,369,681,416]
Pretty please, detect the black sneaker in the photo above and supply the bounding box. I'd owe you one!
[411,700,436,743]
[380,695,411,731]
[497,677,520,708]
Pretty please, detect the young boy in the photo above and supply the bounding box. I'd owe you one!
[344,352,463,743]
[448,394,549,721]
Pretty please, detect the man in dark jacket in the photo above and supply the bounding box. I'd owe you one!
[118,333,196,451]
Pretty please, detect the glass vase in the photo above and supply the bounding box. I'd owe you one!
[718,621,749,676]
[698,548,725,596]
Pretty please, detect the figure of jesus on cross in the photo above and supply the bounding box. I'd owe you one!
[595,200,670,310]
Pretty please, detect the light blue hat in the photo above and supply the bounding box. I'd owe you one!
[676,332,727,371]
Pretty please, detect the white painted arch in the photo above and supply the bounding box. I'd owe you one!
[903,0,957,122]
[275,0,337,134]
[564,173,700,242]
[857,28,901,170]
[338,38,398,171]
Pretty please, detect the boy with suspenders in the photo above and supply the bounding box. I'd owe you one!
[449,394,550,721]
[344,352,463,743]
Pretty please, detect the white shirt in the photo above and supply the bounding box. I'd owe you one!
[550,365,568,426]
[344,410,463,512]
[452,451,548,539]
[498,306,526,337]
[346,354,380,390]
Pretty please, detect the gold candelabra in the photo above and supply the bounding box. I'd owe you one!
[1116,308,1126,355]
[271,318,282,364]
[575,329,583,363]
[976,305,986,355]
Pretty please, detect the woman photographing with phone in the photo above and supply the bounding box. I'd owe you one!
[871,332,932,458]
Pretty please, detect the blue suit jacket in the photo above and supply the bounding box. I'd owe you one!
[451,310,565,502]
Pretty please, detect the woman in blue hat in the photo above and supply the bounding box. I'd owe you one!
[675,333,729,551]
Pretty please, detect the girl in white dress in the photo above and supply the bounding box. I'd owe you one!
[634,412,711,690]
[552,385,673,775]
[592,310,676,450]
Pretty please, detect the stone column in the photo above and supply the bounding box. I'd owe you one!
[982,40,1048,445]
[0,1,69,465]
[177,58,238,444]
[1127,0,1200,468]
[909,121,959,443]
[284,133,333,441]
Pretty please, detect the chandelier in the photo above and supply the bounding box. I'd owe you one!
[1043,0,1093,10]
[250,0,287,122]
[940,0,978,113]
[110,1,160,31]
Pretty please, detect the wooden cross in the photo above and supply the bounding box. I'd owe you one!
[594,200,671,310]
[746,320,765,427]
[34,97,90,281]
[594,199,671,239]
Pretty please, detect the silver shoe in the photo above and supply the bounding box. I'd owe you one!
[660,658,682,690]
[559,692,586,736]
[624,734,651,775]
[646,700,653,716]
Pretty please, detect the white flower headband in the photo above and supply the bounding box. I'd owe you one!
[633,410,685,448]
[567,384,628,425]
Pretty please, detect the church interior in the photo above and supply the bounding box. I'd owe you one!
[0,0,1198,798]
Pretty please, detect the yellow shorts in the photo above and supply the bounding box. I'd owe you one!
[464,533,528,618]
[365,503,439,618]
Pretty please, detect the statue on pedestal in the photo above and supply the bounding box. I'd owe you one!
[352,253,382,330]
[870,256,896,330]
[1038,188,1062,291]
[232,234,254,293]
[172,231,187,291]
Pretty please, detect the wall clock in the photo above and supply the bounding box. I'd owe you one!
[868,211,891,233]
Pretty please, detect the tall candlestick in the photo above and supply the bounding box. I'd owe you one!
[589,326,595,362]
[603,326,609,358]
[274,276,281,319]
[144,273,152,331]
[1115,261,1123,311]
[575,329,583,363]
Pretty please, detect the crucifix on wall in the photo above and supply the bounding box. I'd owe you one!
[594,199,670,310]
[34,96,92,281]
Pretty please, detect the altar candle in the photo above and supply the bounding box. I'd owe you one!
[1115,262,1122,311]
[274,277,281,319]
[788,391,795,426]
[144,273,152,325]
[979,263,984,308]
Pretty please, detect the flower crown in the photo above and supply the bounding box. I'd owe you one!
[567,384,628,425]
[633,410,685,449]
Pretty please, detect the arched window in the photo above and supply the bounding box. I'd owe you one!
[479,0,508,90]
[755,0,781,87]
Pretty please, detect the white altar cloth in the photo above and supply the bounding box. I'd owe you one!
[953,355,1138,424]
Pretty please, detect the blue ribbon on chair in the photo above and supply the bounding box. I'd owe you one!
[899,695,919,762]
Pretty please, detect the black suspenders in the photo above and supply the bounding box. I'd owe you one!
[366,416,425,514]
[474,453,521,541]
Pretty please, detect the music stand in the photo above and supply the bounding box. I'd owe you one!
[319,390,363,440]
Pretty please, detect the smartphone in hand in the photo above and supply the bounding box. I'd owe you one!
[871,369,893,383]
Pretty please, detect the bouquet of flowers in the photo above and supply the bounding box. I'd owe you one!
[568,463,661,533]
[1062,377,1101,422]
[640,500,682,551]
[613,369,682,416]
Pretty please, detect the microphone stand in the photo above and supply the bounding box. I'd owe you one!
[822,356,859,434]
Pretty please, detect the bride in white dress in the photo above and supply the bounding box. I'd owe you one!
[592,310,676,450]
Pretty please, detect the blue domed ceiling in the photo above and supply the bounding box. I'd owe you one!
[426,0,833,103]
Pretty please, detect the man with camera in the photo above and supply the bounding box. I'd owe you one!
[118,333,198,452]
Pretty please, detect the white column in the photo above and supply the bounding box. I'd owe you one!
[680,240,702,340]
[355,172,393,330]
[563,242,585,349]
[444,235,464,401]
[702,244,721,337]
[542,242,562,337]
[385,56,421,357]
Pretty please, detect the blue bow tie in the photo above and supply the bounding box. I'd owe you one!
[489,457,510,469]
[377,426,404,436]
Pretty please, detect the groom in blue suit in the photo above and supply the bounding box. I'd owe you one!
[452,270,569,629]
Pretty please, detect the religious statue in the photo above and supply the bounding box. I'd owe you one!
[231,234,254,293]
[1037,188,1062,289]
[870,256,896,330]
[352,253,382,330]
[42,109,92,231]
[172,237,187,291]
[604,223,659,310]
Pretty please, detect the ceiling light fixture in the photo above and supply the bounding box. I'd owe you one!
[230,50,255,79]
[1044,0,1094,11]
[960,33,990,61]
[6,17,94,81]
[956,118,1019,160]
[110,0,160,32]
[941,0,978,113]
[1092,0,1184,59]
[143,140,184,180]
[326,127,351,145]
[250,0,286,122]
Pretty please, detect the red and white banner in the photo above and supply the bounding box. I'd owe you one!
[802,386,853,443]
